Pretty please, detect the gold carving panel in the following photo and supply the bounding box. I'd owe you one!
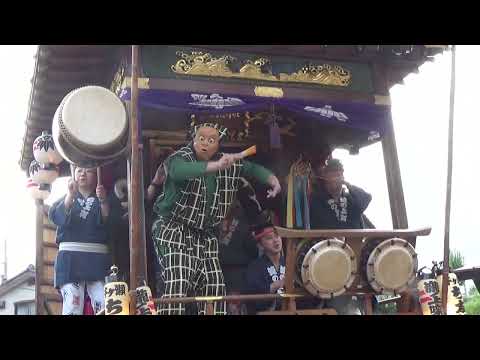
[171,51,351,87]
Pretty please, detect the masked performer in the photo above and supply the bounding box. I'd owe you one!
[150,122,281,315]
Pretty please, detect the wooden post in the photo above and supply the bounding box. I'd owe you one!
[283,238,297,311]
[373,62,408,230]
[35,199,45,315]
[2,238,6,283]
[382,112,409,230]
[128,45,148,291]
[129,290,137,315]
[442,45,456,313]
[364,294,373,315]
[398,290,412,313]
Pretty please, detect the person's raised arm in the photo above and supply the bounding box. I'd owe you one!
[64,178,76,211]
[168,154,241,181]
[49,178,77,226]
[147,163,166,203]
[96,184,110,222]
[242,161,281,199]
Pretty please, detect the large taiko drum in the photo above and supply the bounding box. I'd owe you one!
[363,238,417,295]
[297,238,357,299]
[52,86,129,168]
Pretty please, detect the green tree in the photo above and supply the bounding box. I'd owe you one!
[468,285,479,297]
[465,294,480,315]
[449,249,466,294]
[449,249,464,271]
[474,280,480,293]
[448,250,480,314]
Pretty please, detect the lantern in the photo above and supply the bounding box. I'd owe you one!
[26,178,51,201]
[433,262,466,315]
[33,130,63,165]
[29,160,59,185]
[135,281,157,315]
[416,267,444,315]
[436,273,465,315]
[104,265,130,315]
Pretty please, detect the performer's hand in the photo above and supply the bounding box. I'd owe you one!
[152,165,166,186]
[96,185,108,204]
[216,154,237,171]
[232,152,244,161]
[64,178,77,210]
[266,175,281,199]
[67,177,78,196]
[270,278,285,293]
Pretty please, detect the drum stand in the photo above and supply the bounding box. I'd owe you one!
[364,294,374,315]
[105,227,429,316]
[274,226,431,316]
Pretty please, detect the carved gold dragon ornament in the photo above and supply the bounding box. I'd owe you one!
[171,51,351,87]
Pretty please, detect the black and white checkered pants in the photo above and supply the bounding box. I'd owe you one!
[154,229,226,315]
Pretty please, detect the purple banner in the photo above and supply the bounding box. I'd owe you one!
[119,88,390,135]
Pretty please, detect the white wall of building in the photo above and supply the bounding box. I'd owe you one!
[0,282,35,315]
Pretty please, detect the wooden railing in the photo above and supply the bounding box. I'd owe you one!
[98,227,429,316]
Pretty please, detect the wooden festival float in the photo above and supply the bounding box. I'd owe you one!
[20,45,461,315]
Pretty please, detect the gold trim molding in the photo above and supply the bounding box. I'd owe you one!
[110,56,151,95]
[254,86,284,98]
[121,77,150,90]
[424,45,449,49]
[374,95,391,106]
[171,51,351,87]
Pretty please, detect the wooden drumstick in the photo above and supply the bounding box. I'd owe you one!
[70,164,76,181]
[239,145,257,159]
[97,167,102,186]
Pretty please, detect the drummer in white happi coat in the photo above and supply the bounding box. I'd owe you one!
[49,167,121,315]
[310,158,373,315]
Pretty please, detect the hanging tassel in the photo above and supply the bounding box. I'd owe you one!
[294,175,303,228]
[269,120,282,149]
[286,166,294,228]
[302,176,311,230]
[306,176,312,198]
[268,103,282,150]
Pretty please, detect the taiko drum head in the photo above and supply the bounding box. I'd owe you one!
[301,238,357,299]
[366,237,417,295]
[52,86,129,168]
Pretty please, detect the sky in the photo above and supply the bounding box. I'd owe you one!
[0,45,478,290]
[335,45,480,275]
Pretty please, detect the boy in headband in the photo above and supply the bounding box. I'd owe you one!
[150,122,281,315]
[245,211,285,314]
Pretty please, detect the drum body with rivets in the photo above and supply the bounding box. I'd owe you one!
[52,86,128,168]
